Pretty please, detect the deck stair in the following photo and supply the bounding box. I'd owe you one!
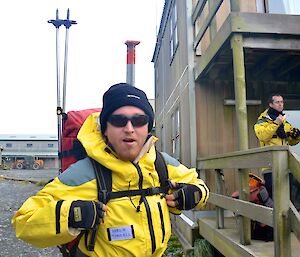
[171,146,300,257]
[198,216,300,257]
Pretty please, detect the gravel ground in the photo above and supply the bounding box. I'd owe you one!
[0,169,61,257]
[0,168,59,183]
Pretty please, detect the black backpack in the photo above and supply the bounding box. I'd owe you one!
[58,150,169,256]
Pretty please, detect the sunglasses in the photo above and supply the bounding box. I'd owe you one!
[108,114,149,127]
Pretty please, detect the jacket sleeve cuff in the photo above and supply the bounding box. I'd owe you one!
[68,227,81,236]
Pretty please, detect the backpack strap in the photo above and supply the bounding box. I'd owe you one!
[90,150,169,202]
[90,158,112,204]
[85,151,169,252]
[154,150,169,194]
[84,158,112,252]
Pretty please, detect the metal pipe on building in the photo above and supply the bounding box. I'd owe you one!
[125,40,140,86]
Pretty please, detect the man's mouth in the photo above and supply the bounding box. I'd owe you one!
[123,138,135,143]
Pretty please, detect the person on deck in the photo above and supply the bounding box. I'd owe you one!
[254,93,300,209]
[12,82,209,257]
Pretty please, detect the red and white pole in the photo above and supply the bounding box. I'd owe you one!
[125,40,140,86]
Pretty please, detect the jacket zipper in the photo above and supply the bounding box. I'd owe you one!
[133,162,156,254]
[157,202,165,242]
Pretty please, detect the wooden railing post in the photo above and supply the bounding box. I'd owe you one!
[215,169,225,228]
[237,168,251,245]
[272,150,291,257]
[231,32,251,245]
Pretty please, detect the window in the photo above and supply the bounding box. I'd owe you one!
[267,0,300,14]
[26,143,33,148]
[171,108,180,160]
[170,0,178,61]
[48,143,54,148]
[6,143,12,148]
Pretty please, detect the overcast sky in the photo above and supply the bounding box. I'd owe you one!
[0,0,164,135]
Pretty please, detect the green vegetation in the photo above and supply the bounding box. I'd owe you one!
[164,234,184,257]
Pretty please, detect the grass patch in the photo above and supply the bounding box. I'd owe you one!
[164,234,184,257]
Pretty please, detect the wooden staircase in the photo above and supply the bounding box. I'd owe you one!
[198,217,300,257]
[171,146,300,257]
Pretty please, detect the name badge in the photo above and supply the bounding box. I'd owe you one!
[107,225,135,241]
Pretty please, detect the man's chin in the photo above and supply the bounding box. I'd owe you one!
[117,152,139,162]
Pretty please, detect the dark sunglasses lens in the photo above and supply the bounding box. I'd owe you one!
[108,115,128,127]
[108,115,149,127]
[131,115,149,127]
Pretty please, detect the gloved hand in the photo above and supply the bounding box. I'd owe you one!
[289,128,300,139]
[276,124,287,139]
[169,183,202,210]
[68,200,105,229]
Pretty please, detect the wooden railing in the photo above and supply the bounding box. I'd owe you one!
[197,146,300,257]
[192,0,224,50]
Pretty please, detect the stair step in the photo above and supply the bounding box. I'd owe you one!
[198,217,300,257]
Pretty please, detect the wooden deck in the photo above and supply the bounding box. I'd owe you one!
[198,217,300,257]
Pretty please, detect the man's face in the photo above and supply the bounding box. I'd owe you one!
[104,106,149,162]
[269,95,284,112]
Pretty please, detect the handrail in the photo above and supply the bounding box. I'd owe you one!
[197,146,300,257]
[289,151,300,183]
[192,0,224,50]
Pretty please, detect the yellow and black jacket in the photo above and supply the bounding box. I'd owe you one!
[254,109,300,147]
[12,112,209,257]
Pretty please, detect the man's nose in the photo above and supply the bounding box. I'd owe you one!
[124,121,134,132]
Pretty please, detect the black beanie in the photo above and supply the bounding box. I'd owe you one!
[100,83,154,134]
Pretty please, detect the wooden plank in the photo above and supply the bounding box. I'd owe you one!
[272,150,291,257]
[170,214,198,250]
[289,151,300,184]
[290,202,300,241]
[215,170,225,228]
[209,193,273,226]
[231,13,300,35]
[194,12,300,81]
[239,0,257,12]
[194,14,231,80]
[231,34,248,150]
[243,37,300,51]
[194,0,224,49]
[197,146,289,169]
[192,0,207,24]
[198,150,272,169]
[198,217,300,257]
[215,0,230,31]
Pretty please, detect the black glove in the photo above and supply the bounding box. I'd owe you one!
[289,128,300,139]
[276,124,287,139]
[172,184,202,210]
[68,200,104,229]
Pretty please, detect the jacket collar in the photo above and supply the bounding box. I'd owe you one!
[77,112,157,168]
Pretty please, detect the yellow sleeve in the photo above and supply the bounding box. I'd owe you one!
[254,120,279,143]
[11,178,78,247]
[162,153,209,214]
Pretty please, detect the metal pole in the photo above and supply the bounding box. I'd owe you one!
[125,40,140,86]
[62,8,77,112]
[48,9,63,172]
[48,9,76,173]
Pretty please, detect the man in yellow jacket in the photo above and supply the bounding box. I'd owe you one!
[254,93,300,209]
[12,83,209,257]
